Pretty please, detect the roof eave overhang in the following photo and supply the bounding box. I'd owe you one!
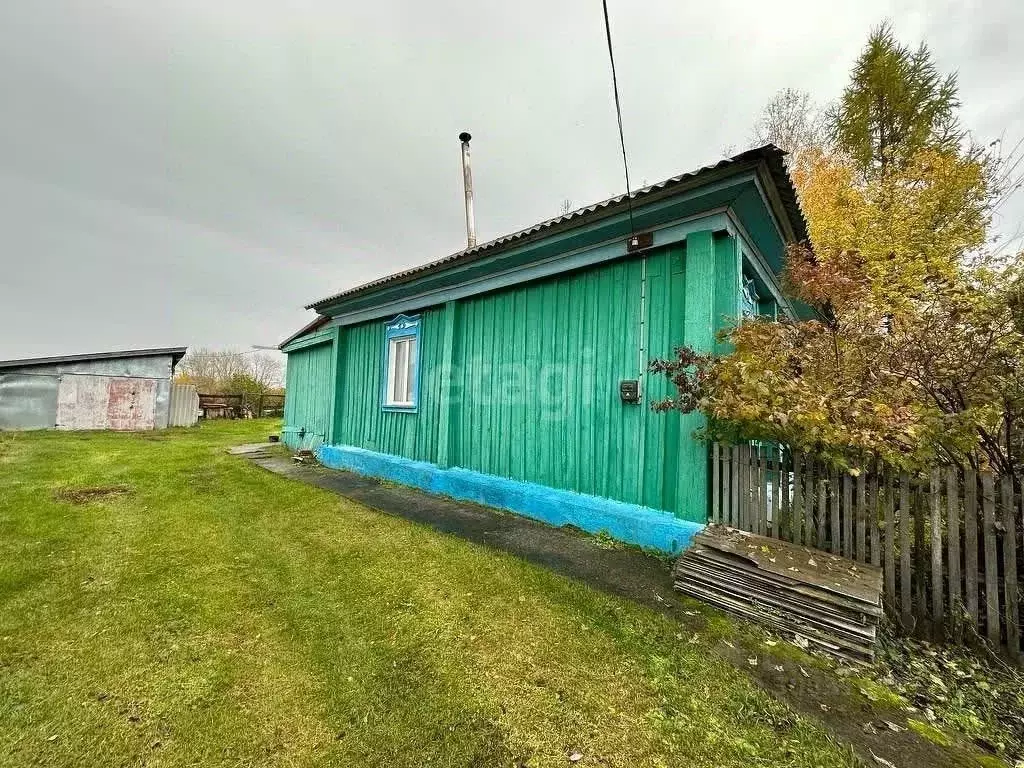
[307,146,806,317]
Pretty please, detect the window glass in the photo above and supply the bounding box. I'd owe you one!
[387,336,416,405]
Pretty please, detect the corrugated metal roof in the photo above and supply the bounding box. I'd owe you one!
[0,346,188,371]
[307,144,806,311]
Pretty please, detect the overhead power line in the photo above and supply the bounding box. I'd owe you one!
[600,0,635,235]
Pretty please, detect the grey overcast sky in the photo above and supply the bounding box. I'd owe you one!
[1,0,1021,359]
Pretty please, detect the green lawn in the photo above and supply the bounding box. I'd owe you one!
[0,420,856,767]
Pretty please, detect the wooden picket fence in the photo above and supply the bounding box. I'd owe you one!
[710,443,1022,662]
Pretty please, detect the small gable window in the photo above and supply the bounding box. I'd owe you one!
[741,277,760,319]
[382,314,420,411]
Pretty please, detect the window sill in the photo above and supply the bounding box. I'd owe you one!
[382,403,418,413]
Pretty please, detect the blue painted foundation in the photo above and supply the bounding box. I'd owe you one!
[316,444,704,554]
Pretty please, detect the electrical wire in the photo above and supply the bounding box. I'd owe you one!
[600,0,635,235]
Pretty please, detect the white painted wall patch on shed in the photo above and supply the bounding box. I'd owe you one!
[56,375,157,431]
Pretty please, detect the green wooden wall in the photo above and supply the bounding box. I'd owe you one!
[281,336,336,450]
[449,254,647,506]
[333,309,447,462]
[293,229,744,523]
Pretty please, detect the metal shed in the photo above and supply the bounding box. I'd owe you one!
[0,347,187,431]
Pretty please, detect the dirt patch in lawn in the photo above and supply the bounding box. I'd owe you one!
[54,484,132,504]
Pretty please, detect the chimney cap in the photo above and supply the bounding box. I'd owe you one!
[459,131,472,143]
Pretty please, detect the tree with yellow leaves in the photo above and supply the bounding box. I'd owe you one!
[653,25,1024,473]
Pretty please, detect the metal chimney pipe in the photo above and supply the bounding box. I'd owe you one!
[459,132,476,248]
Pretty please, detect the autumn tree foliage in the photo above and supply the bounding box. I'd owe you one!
[653,25,1024,473]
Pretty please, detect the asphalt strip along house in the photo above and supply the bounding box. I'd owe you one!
[280,143,807,554]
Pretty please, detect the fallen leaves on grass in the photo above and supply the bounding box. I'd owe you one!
[873,632,1024,762]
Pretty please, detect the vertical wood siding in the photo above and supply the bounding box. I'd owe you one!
[450,256,649,505]
[316,234,738,523]
[282,340,334,450]
[334,309,446,463]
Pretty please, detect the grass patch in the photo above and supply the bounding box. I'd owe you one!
[0,420,858,767]
[850,677,907,709]
[907,719,954,747]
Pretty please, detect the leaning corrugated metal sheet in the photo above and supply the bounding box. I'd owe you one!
[167,383,200,427]
[0,347,186,431]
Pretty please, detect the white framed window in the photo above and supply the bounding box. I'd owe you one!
[382,314,421,411]
[385,335,417,406]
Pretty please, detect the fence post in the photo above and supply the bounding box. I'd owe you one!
[931,468,944,632]
[730,445,740,529]
[792,453,804,545]
[804,458,816,548]
[856,472,867,563]
[1005,482,1020,660]
[711,443,720,524]
[884,468,895,609]
[964,469,979,632]
[843,473,854,560]
[870,467,881,567]
[899,472,913,629]
[983,473,1000,647]
[914,481,927,630]
[830,470,841,555]
[946,468,961,632]
[771,453,781,539]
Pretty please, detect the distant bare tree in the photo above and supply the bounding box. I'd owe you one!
[247,353,284,391]
[175,348,283,393]
[750,88,827,165]
[559,198,573,215]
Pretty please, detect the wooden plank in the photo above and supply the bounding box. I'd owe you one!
[983,473,1000,647]
[729,444,737,528]
[780,451,791,541]
[843,473,854,559]
[899,472,913,628]
[756,448,767,536]
[856,472,867,563]
[771,453,781,539]
[931,468,944,629]
[964,469,979,631]
[677,547,883,618]
[884,468,895,609]
[743,444,753,532]
[691,526,883,605]
[818,475,827,552]
[830,471,841,555]
[914,481,927,629]
[674,564,879,641]
[804,458,816,548]
[721,445,731,527]
[712,443,721,524]
[946,468,961,626]
[792,452,804,545]
[1005,483,1020,660]
[672,581,877,664]
[870,468,881,567]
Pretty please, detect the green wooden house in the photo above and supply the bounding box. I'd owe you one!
[280,145,806,553]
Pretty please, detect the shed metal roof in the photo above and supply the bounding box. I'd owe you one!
[307,144,805,311]
[0,346,188,371]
